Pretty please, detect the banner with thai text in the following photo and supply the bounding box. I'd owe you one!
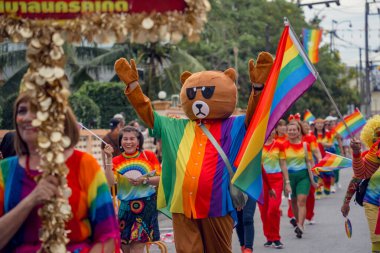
[0,0,186,19]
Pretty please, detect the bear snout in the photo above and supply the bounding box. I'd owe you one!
[192,101,210,119]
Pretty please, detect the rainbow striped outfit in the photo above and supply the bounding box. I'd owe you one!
[0,150,119,252]
[150,112,246,219]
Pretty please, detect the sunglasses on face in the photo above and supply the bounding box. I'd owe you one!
[186,86,215,100]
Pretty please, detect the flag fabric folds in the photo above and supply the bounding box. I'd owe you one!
[334,108,366,139]
[302,28,323,64]
[312,152,352,174]
[303,109,316,123]
[232,24,317,202]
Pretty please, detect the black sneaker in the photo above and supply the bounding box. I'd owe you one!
[294,226,303,239]
[289,218,297,228]
[264,241,273,247]
[273,240,284,249]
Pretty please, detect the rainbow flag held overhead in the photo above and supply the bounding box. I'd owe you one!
[334,108,366,139]
[312,152,352,174]
[303,109,316,123]
[232,23,317,202]
[302,28,323,64]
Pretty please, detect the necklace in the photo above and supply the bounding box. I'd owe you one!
[24,156,40,181]
[122,150,140,159]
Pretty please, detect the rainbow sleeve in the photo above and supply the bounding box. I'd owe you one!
[81,154,119,243]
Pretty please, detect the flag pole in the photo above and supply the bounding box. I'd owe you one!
[285,17,353,139]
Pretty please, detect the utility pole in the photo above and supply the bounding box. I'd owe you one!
[365,1,371,117]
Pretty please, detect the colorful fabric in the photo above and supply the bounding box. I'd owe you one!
[303,133,318,155]
[258,172,283,241]
[353,142,380,179]
[150,112,246,219]
[316,131,335,146]
[118,194,160,245]
[303,109,316,123]
[0,150,119,252]
[312,151,352,174]
[113,150,161,201]
[233,24,317,201]
[279,141,312,173]
[302,28,323,64]
[365,167,380,206]
[334,109,366,139]
[262,141,282,174]
[275,134,288,144]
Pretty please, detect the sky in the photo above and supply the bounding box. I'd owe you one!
[300,0,380,67]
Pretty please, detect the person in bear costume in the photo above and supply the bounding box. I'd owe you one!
[114,52,273,253]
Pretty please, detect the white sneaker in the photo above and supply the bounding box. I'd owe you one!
[331,185,336,193]
[308,219,316,225]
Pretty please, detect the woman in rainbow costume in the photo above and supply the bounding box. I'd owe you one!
[104,126,161,253]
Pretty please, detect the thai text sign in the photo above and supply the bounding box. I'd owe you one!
[0,0,186,19]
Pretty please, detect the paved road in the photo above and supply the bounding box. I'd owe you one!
[155,168,371,252]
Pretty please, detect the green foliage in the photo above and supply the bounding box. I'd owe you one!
[1,93,17,129]
[180,0,308,107]
[76,81,135,128]
[69,93,100,128]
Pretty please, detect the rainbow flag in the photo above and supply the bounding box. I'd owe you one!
[303,109,316,123]
[334,108,366,139]
[232,24,317,202]
[312,152,352,174]
[302,28,323,64]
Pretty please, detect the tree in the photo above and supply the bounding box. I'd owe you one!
[75,81,135,128]
[179,0,308,107]
[69,93,101,128]
[1,93,17,129]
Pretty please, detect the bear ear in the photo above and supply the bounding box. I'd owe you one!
[180,71,192,86]
[224,68,236,82]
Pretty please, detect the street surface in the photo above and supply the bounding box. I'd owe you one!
[155,168,371,252]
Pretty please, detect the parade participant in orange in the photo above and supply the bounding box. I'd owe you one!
[259,130,290,248]
[301,121,322,224]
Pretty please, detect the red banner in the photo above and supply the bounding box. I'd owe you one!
[0,0,187,19]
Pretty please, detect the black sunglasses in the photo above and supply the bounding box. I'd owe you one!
[186,86,215,100]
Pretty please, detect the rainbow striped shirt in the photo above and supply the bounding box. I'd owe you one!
[112,150,161,201]
[279,141,312,173]
[150,112,246,219]
[262,141,282,174]
[0,150,119,252]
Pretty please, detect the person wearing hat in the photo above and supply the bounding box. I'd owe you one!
[101,117,125,163]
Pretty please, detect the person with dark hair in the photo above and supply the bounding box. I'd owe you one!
[104,126,161,253]
[101,117,125,161]
[0,131,16,159]
[0,93,119,252]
